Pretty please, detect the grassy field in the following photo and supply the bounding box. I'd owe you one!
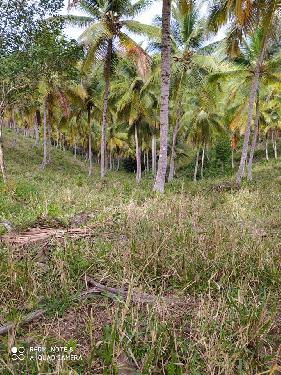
[0,129,281,374]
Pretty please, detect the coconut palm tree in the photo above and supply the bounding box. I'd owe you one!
[65,0,158,178]
[168,2,207,181]
[209,28,281,180]
[111,59,156,183]
[37,76,72,169]
[183,85,225,181]
[153,0,172,192]
[207,0,281,184]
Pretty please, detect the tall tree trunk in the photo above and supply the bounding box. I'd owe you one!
[100,39,112,178]
[88,107,92,176]
[153,0,171,193]
[41,97,48,169]
[135,126,141,184]
[74,143,77,159]
[0,119,7,183]
[151,134,156,175]
[168,104,181,182]
[247,95,260,181]
[34,111,40,146]
[265,138,269,161]
[201,146,205,179]
[231,150,234,169]
[236,42,268,185]
[193,150,199,182]
[273,130,278,159]
[116,155,120,171]
[146,150,149,171]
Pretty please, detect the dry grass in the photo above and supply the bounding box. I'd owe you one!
[0,130,281,374]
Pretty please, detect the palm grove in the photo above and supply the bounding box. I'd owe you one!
[1,0,281,193]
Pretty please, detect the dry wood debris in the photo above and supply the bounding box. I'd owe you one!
[0,226,93,246]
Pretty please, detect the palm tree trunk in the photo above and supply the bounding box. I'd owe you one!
[273,130,278,159]
[236,42,268,185]
[194,150,199,182]
[168,104,181,182]
[152,134,156,175]
[201,147,205,179]
[135,126,141,184]
[88,107,92,176]
[265,138,269,161]
[41,97,48,169]
[34,111,40,146]
[153,0,171,193]
[0,119,7,183]
[100,39,112,178]
[247,95,260,181]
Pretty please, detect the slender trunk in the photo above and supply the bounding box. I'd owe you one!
[74,143,77,158]
[201,147,205,179]
[116,155,120,171]
[193,150,199,182]
[135,126,141,184]
[152,134,156,175]
[265,138,269,161]
[247,94,260,181]
[0,119,7,183]
[236,42,268,185]
[273,130,278,159]
[35,111,40,146]
[100,39,112,178]
[231,150,234,169]
[146,150,149,171]
[168,104,181,182]
[153,0,171,193]
[41,97,48,169]
[88,107,92,176]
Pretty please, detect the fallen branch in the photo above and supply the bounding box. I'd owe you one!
[0,309,45,335]
[0,279,192,336]
[86,276,189,305]
[0,287,100,336]
[0,226,93,246]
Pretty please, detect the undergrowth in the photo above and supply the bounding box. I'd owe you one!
[0,130,281,374]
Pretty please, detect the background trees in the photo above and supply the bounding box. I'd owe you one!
[1,0,281,188]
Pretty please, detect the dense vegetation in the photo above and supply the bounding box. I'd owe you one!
[1,0,281,374]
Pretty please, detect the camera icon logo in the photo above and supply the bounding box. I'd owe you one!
[11,346,25,361]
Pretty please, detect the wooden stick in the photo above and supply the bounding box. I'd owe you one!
[0,309,45,335]
[0,287,100,336]
[0,280,190,336]
[86,276,177,304]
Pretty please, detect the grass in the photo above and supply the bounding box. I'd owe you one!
[0,129,281,374]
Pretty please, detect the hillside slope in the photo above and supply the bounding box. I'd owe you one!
[0,130,281,374]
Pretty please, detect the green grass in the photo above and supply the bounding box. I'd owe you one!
[0,129,281,374]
